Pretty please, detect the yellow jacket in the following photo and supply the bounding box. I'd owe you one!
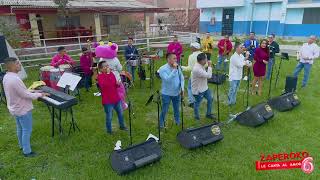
[201,37,214,53]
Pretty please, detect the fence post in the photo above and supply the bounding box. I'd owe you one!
[43,39,48,55]
[78,36,82,50]
[147,38,150,52]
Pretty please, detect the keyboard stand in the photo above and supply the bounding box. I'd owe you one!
[46,105,80,137]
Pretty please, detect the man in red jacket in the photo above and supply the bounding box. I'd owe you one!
[217,35,233,72]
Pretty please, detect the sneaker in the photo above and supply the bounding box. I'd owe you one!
[195,117,200,121]
[120,127,128,131]
[94,92,101,96]
[106,131,113,135]
[206,114,217,120]
[243,76,248,81]
[23,151,37,158]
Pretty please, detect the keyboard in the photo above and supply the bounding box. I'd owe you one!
[38,86,78,109]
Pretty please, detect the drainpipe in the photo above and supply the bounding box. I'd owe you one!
[249,0,255,32]
[266,2,272,36]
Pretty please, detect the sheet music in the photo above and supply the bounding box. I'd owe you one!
[57,72,81,91]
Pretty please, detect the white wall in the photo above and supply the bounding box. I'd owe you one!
[252,3,281,21]
[197,0,245,8]
[285,8,304,24]
[199,8,222,22]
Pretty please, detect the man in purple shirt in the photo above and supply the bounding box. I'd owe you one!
[80,47,95,91]
[3,57,47,157]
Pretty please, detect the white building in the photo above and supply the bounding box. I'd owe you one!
[197,0,320,37]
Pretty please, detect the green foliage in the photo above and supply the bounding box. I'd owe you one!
[0,18,32,48]
[1,49,320,179]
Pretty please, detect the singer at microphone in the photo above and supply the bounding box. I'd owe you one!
[158,53,185,128]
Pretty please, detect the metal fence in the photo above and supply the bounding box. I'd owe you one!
[14,32,194,68]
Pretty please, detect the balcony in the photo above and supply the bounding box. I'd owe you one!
[287,0,320,8]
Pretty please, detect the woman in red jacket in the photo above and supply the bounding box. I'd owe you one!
[252,39,269,96]
[97,61,127,134]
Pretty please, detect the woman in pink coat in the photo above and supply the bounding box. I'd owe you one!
[167,35,183,64]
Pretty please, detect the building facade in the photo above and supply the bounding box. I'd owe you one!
[0,0,165,47]
[198,0,320,37]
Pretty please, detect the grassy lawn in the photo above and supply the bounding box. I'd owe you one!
[0,49,319,179]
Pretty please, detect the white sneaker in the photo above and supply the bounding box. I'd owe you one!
[94,92,101,96]
[243,76,248,81]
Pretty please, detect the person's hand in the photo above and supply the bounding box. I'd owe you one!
[41,93,50,97]
[172,63,178,69]
[181,91,184,97]
[207,61,212,67]
[263,60,268,64]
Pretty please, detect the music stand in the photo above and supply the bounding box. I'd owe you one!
[274,52,289,88]
[57,72,81,135]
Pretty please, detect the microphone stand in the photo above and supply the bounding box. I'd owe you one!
[267,50,275,100]
[274,56,285,89]
[128,100,133,146]
[145,90,161,142]
[177,65,184,130]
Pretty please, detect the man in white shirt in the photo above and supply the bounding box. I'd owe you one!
[181,42,201,107]
[293,35,320,87]
[191,53,215,120]
[228,44,251,106]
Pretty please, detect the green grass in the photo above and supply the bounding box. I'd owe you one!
[1,49,319,179]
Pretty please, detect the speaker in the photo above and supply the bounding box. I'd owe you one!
[268,92,300,112]
[177,123,223,149]
[285,76,297,93]
[236,103,274,127]
[0,36,9,64]
[208,73,226,85]
[110,138,162,175]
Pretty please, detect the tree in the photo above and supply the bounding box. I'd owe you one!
[53,0,71,17]
[0,17,32,48]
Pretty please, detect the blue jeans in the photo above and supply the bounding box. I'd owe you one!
[193,89,213,119]
[160,94,180,127]
[266,58,274,80]
[228,80,240,105]
[103,101,125,133]
[15,111,33,154]
[127,65,136,81]
[293,62,312,87]
[217,55,228,72]
[83,74,92,90]
[187,78,195,104]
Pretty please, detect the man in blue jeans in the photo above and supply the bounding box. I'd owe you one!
[191,53,215,120]
[293,35,319,87]
[158,53,184,128]
[228,44,251,108]
[3,57,48,157]
[266,34,280,80]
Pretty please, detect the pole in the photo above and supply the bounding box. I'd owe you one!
[266,2,272,36]
[250,0,255,32]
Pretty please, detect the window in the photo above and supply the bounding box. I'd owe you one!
[302,8,320,24]
[56,16,80,28]
[102,15,119,27]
